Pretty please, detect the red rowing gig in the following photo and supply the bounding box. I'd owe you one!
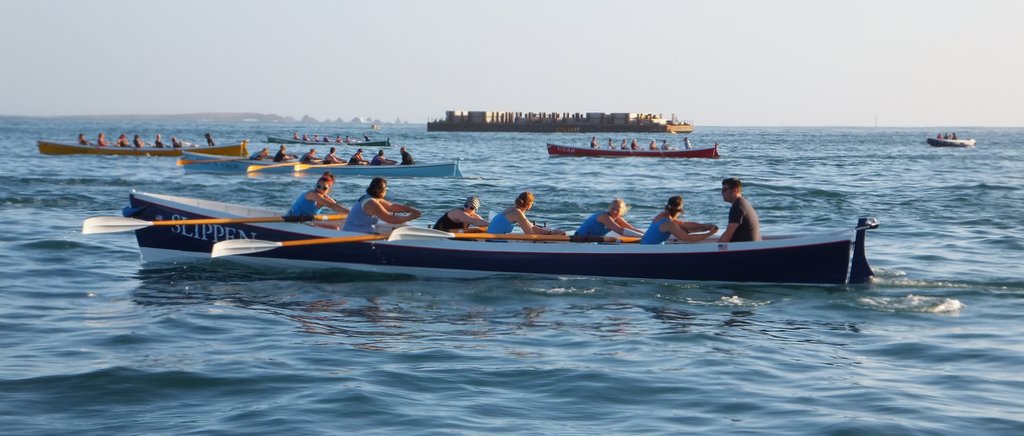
[546,143,719,158]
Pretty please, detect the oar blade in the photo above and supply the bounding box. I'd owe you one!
[387,226,456,241]
[211,239,284,258]
[247,162,297,173]
[293,164,318,173]
[82,216,153,234]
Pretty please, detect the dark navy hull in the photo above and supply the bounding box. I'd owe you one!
[927,137,975,147]
[126,192,875,285]
[336,239,853,284]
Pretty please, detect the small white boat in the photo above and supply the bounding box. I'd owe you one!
[927,137,976,148]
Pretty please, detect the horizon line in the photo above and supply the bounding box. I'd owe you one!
[0,113,1020,129]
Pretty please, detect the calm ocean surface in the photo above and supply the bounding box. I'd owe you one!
[1,118,1022,434]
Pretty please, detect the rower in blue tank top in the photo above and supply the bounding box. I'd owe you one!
[343,194,378,233]
[287,194,320,218]
[640,196,719,245]
[574,199,642,237]
[640,217,673,244]
[488,191,565,235]
[284,172,349,220]
[487,211,514,234]
[575,212,611,236]
[341,177,422,234]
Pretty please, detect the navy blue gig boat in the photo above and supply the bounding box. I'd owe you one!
[118,191,877,285]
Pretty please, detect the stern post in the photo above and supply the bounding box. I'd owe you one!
[849,217,879,284]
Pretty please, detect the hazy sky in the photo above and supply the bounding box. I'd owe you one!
[1,0,1021,126]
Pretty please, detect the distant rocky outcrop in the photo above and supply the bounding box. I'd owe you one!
[34,112,407,124]
[50,112,294,122]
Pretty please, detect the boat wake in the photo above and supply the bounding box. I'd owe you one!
[855,294,965,314]
[529,286,599,295]
[869,268,1024,292]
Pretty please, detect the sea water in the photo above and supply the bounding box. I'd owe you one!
[1,118,1022,434]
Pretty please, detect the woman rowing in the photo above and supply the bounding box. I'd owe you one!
[488,191,565,236]
[299,148,319,164]
[249,147,271,160]
[640,196,717,244]
[370,150,397,166]
[348,148,369,165]
[574,198,643,238]
[342,177,421,234]
[284,172,350,226]
[433,196,489,232]
[322,147,344,164]
[273,144,297,162]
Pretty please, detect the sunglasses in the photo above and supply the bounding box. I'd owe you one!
[316,183,330,191]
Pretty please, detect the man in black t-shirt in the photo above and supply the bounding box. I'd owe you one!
[400,146,415,165]
[719,177,761,243]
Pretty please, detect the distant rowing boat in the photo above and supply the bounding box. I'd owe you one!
[267,136,391,147]
[546,143,719,158]
[38,140,249,156]
[180,151,462,177]
[927,137,976,148]
[291,161,462,177]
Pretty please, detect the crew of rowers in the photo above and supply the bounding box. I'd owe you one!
[79,132,218,148]
[292,132,372,144]
[937,132,959,140]
[590,136,710,150]
[251,145,415,166]
[286,174,761,245]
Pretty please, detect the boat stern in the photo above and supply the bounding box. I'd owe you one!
[849,217,879,284]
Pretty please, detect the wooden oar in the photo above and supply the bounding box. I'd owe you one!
[210,225,636,258]
[387,226,639,243]
[176,157,247,166]
[82,213,347,234]
[211,234,387,258]
[246,162,301,173]
[292,163,347,173]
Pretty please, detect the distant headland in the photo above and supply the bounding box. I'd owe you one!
[3,112,411,124]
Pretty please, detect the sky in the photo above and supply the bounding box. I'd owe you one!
[1,0,1021,126]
